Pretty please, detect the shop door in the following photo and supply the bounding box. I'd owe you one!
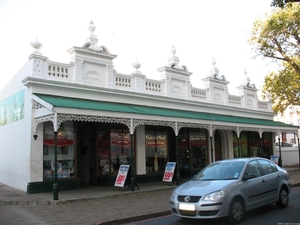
[214,130,222,161]
[78,138,97,185]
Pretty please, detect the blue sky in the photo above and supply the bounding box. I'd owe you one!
[0,0,275,95]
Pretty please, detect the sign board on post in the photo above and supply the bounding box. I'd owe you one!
[114,165,130,187]
[163,162,176,182]
[270,155,279,165]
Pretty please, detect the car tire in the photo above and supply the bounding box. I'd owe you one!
[227,197,244,224]
[276,187,289,208]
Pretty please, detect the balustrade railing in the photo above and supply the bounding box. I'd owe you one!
[145,80,161,92]
[191,88,206,99]
[48,64,69,78]
[258,100,268,109]
[115,76,131,87]
[228,95,242,104]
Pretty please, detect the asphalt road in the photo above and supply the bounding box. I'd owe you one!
[124,187,300,225]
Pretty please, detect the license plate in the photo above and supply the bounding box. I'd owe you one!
[179,203,195,211]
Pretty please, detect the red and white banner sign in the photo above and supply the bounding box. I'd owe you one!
[163,162,176,182]
[114,165,130,187]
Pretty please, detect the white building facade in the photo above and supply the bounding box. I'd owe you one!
[274,106,300,167]
[0,21,298,194]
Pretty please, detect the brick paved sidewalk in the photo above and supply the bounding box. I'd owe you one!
[0,168,299,225]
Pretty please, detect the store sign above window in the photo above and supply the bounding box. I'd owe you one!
[44,136,75,147]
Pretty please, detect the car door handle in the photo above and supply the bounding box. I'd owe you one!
[262,179,266,183]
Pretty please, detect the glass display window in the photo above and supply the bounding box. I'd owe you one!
[110,128,131,175]
[145,126,168,173]
[43,121,75,180]
[179,128,207,173]
[249,132,260,157]
[233,131,248,157]
[98,127,111,175]
[189,129,207,169]
[262,132,272,159]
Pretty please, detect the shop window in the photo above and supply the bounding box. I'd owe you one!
[110,128,131,175]
[98,127,111,175]
[233,131,248,157]
[189,129,207,169]
[262,132,272,159]
[179,128,207,178]
[249,132,259,157]
[43,121,75,180]
[98,125,133,176]
[145,127,168,173]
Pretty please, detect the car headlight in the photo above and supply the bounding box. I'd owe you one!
[170,193,176,202]
[203,191,224,201]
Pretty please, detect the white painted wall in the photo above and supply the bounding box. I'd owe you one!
[275,146,299,167]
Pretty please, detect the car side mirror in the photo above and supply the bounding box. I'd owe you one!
[243,173,257,181]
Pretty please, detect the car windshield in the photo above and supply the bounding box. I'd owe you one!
[193,161,245,180]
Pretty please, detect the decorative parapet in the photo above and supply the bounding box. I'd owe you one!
[228,94,242,105]
[26,22,272,113]
[48,64,69,78]
[258,100,269,110]
[191,87,207,100]
[145,79,162,93]
[115,74,131,88]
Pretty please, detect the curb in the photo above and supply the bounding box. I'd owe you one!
[0,200,50,206]
[98,210,171,225]
[50,187,176,205]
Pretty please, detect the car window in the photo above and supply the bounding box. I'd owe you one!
[193,161,244,180]
[258,159,276,175]
[269,161,278,172]
[244,160,261,177]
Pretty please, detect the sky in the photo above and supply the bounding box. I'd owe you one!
[0,0,276,95]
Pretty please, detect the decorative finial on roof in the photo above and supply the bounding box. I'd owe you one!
[241,68,255,88]
[84,21,103,52]
[30,36,42,51]
[166,45,189,72]
[132,58,142,74]
[88,20,96,34]
[208,58,227,81]
[171,45,176,56]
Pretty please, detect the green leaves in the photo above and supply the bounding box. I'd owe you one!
[250,3,300,114]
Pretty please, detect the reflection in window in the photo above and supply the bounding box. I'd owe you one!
[179,128,207,170]
[43,121,75,179]
[145,127,168,173]
[110,128,131,175]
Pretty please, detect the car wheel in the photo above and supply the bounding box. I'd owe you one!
[227,198,244,224]
[276,187,289,208]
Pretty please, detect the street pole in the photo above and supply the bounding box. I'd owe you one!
[53,131,58,200]
[130,134,135,191]
[210,136,213,162]
[238,138,241,157]
[175,135,180,186]
[278,137,282,167]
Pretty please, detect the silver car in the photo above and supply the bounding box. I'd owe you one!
[170,158,291,224]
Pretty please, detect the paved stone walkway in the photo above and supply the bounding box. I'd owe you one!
[0,168,299,225]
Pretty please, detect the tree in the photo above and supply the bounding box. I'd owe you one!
[249,3,300,114]
[270,0,300,8]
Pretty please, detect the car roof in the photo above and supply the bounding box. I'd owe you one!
[214,157,262,163]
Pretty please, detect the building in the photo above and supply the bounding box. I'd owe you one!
[274,106,300,167]
[0,21,298,195]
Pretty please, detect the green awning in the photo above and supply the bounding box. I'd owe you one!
[35,94,297,128]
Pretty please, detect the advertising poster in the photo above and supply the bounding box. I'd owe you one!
[114,165,130,187]
[163,162,176,182]
[270,155,279,165]
[0,90,24,126]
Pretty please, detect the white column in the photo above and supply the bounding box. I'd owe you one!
[136,125,146,175]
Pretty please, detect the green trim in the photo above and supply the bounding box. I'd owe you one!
[35,94,296,128]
